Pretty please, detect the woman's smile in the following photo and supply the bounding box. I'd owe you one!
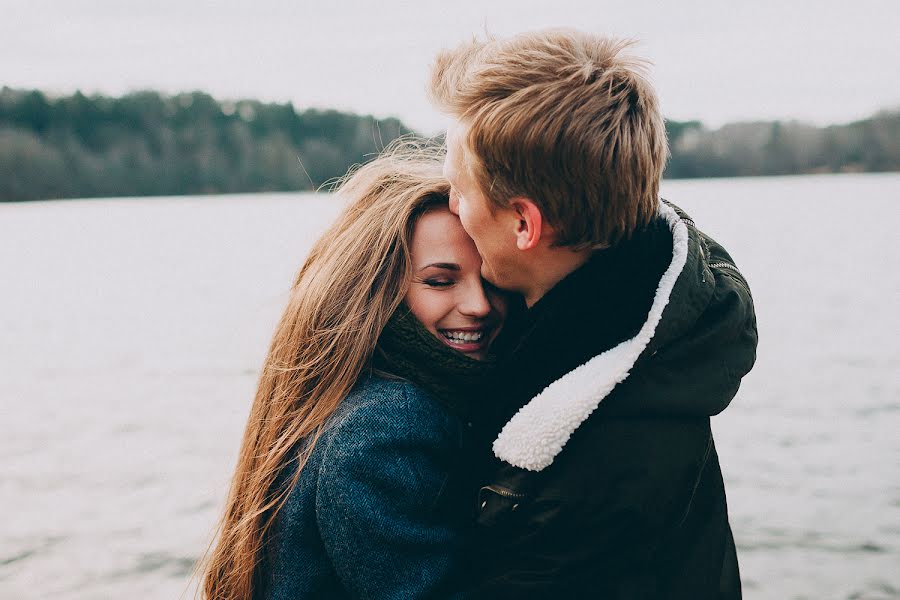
[437,325,495,354]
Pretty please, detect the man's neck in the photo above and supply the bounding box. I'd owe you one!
[523,246,595,308]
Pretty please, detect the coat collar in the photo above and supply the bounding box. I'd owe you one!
[492,201,691,472]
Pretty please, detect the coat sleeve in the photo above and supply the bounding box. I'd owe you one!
[315,387,467,599]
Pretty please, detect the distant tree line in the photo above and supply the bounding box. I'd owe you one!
[0,88,412,201]
[1,87,898,201]
[664,112,900,178]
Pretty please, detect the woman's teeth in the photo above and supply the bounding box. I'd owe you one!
[442,330,484,344]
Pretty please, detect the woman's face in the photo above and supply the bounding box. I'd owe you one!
[406,207,507,360]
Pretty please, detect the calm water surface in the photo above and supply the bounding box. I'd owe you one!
[1,173,898,599]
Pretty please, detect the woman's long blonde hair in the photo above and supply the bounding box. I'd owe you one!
[200,142,449,599]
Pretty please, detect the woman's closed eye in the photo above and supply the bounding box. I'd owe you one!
[415,262,461,289]
[418,276,455,288]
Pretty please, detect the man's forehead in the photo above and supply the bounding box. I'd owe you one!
[444,122,472,181]
[441,142,457,179]
[444,123,461,161]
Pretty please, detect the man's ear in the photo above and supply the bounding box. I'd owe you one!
[508,197,543,251]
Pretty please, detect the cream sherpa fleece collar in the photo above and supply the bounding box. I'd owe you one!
[492,202,690,472]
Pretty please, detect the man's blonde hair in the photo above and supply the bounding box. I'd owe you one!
[429,29,668,248]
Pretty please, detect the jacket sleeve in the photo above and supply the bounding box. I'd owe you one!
[315,387,467,599]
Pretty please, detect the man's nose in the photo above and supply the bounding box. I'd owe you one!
[448,191,460,215]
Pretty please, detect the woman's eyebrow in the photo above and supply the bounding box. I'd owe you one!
[418,262,461,272]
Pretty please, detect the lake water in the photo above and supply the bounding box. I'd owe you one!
[1,173,898,599]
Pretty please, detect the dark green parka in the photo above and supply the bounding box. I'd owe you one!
[469,201,758,599]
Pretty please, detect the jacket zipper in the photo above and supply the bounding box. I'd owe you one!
[479,484,526,513]
[675,208,750,292]
[480,484,526,499]
[708,260,750,293]
[708,261,741,274]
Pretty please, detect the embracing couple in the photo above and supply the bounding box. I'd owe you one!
[202,29,757,599]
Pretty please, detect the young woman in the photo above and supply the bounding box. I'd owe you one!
[201,145,507,599]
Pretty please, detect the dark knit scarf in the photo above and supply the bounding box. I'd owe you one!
[372,305,496,423]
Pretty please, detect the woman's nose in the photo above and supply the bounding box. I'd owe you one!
[458,280,492,318]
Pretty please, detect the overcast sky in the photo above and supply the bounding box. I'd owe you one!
[3,0,899,134]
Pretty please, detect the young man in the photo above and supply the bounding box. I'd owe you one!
[429,30,758,598]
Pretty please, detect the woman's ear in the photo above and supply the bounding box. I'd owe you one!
[508,197,543,251]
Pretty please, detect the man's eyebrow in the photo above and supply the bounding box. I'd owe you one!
[418,262,460,272]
